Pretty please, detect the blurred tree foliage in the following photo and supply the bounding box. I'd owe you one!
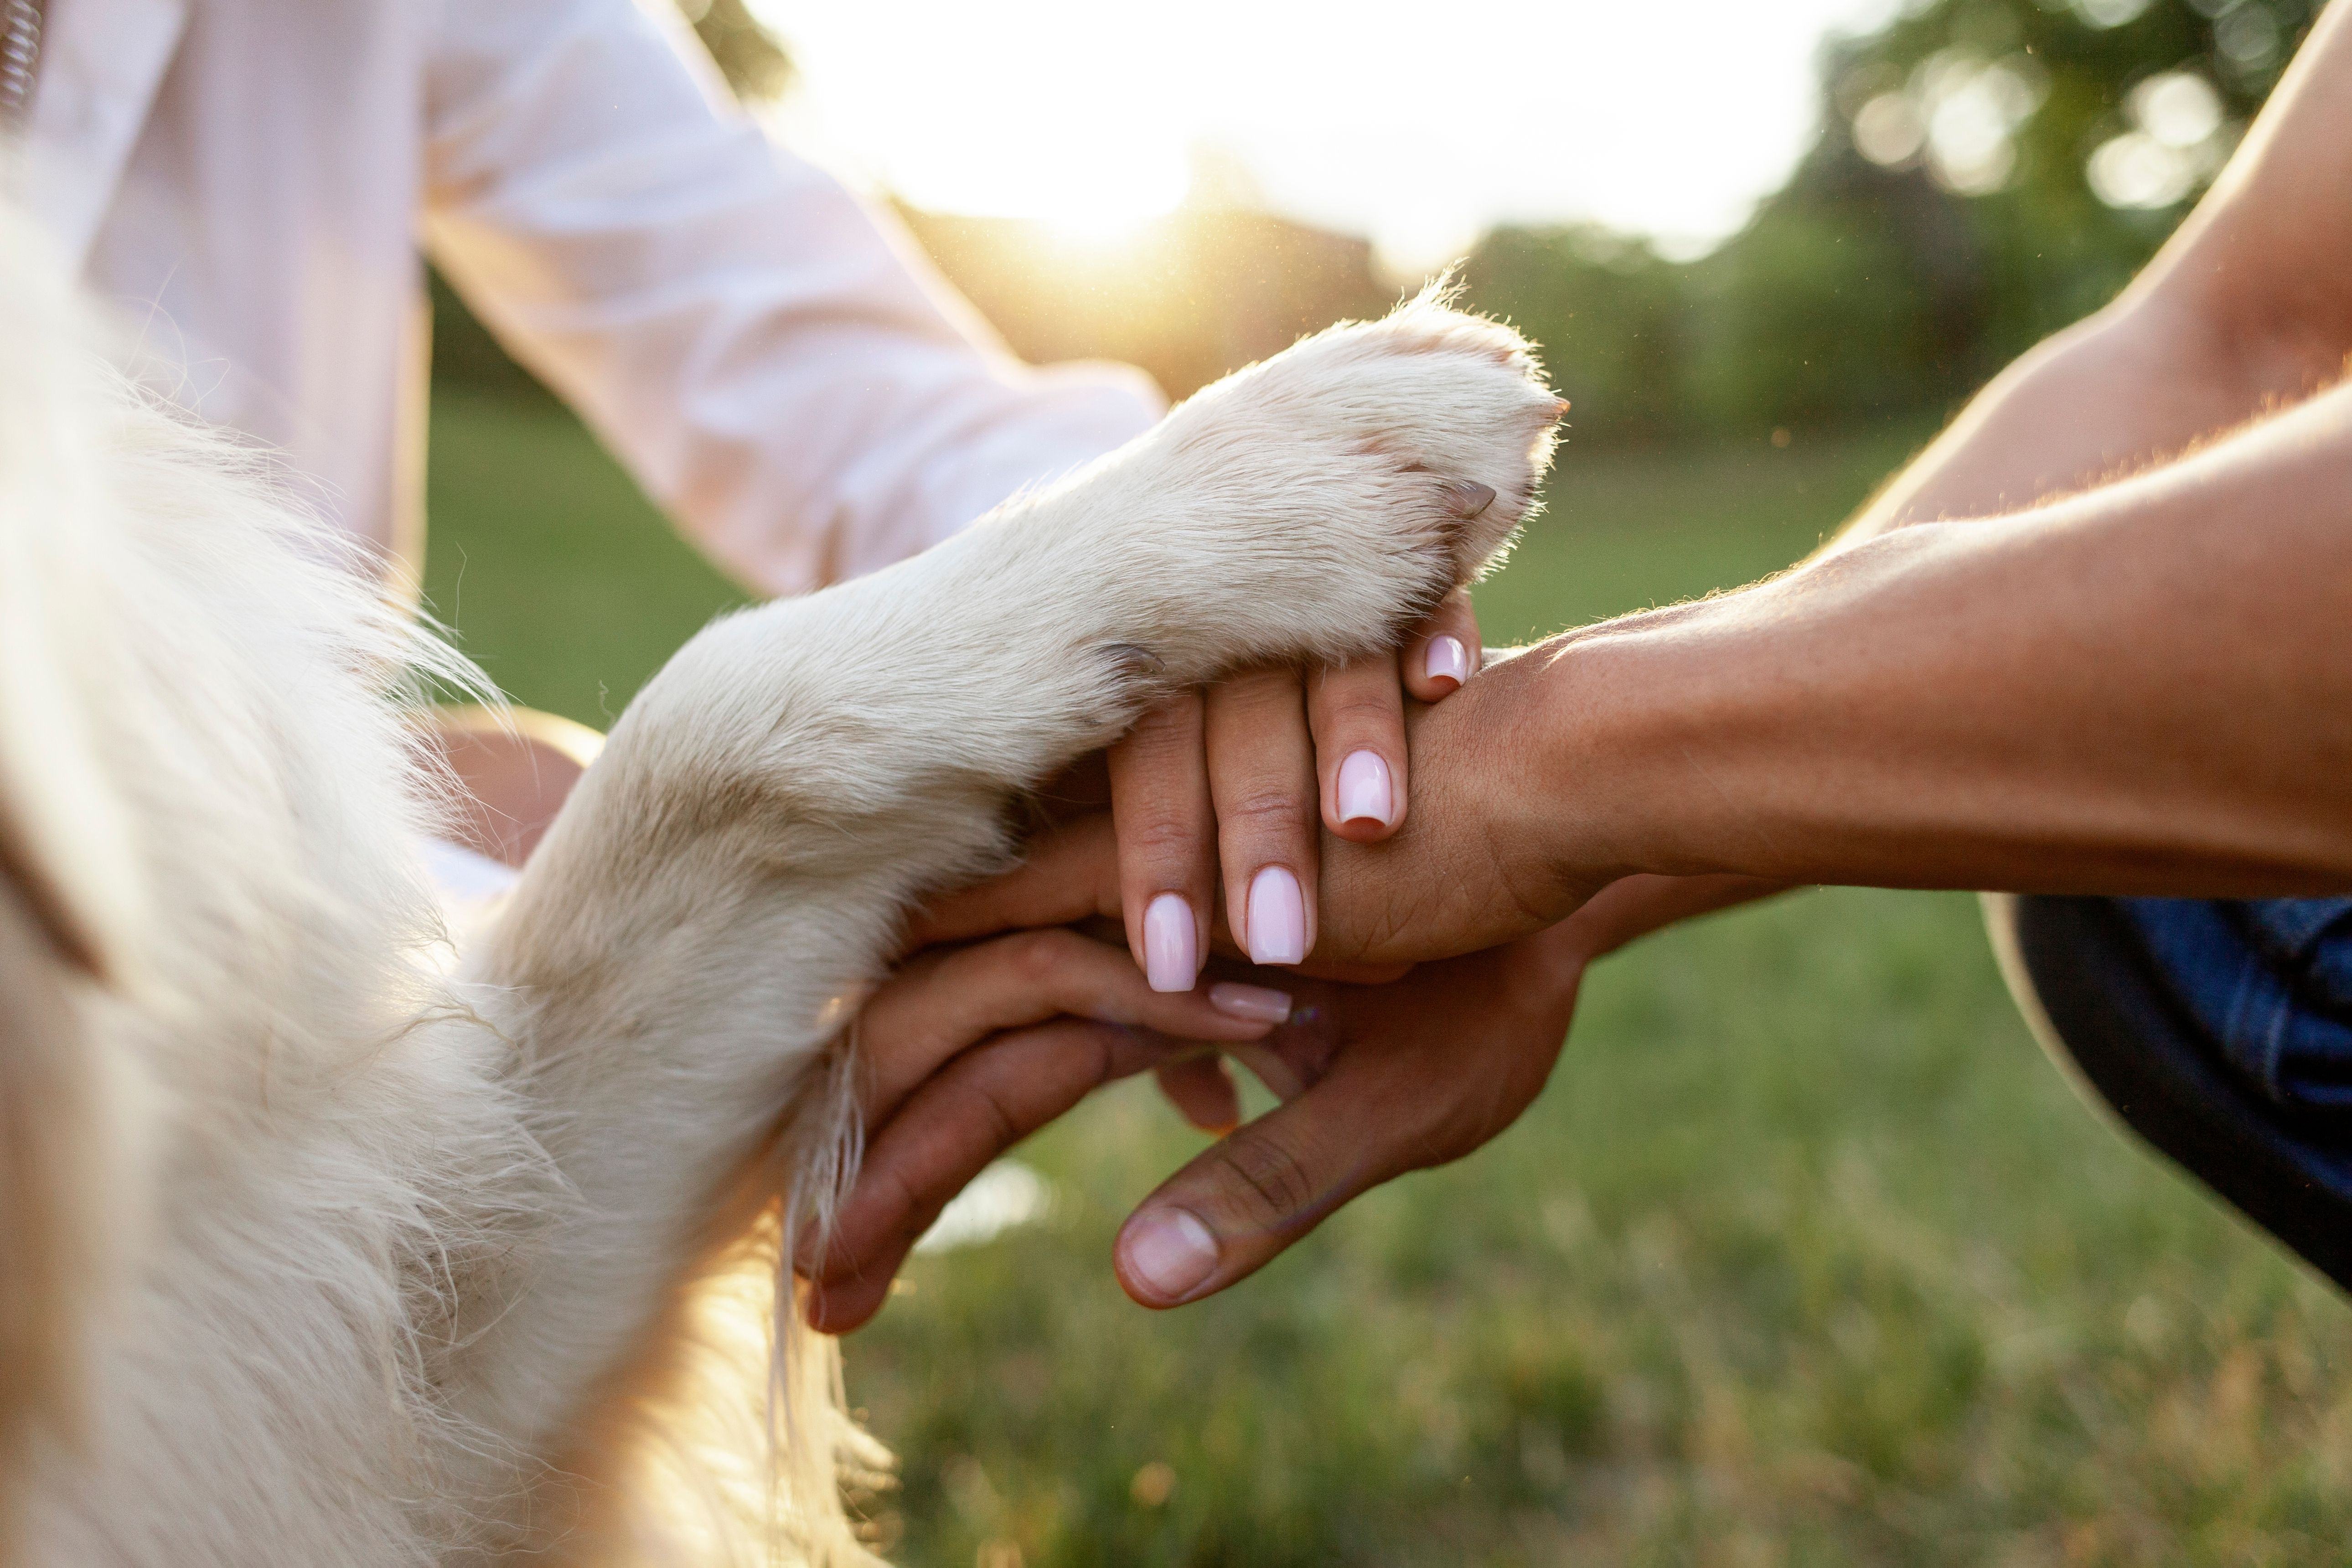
[1466,0,2322,444]
[435,0,2327,452]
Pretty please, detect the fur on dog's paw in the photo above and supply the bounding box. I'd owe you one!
[1126,285,1565,666]
[1274,285,1566,580]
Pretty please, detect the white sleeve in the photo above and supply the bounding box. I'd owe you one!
[420,0,1163,597]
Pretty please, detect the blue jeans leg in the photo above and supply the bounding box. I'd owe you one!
[1984,893,2352,1292]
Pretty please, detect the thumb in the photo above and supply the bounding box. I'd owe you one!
[1111,1073,1396,1308]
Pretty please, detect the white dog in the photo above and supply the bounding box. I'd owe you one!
[0,206,1561,1566]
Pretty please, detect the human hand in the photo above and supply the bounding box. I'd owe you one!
[1109,588,1485,991]
[801,872,1783,1329]
[798,913,1588,1333]
[796,925,1302,1333]
[1104,587,1484,1129]
[937,641,1618,985]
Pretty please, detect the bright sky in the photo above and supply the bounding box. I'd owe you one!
[746,0,1903,271]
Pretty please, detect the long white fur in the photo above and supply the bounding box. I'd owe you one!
[0,202,1561,1566]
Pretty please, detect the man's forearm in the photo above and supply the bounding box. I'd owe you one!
[1836,298,2266,543]
[1552,379,2352,899]
[1427,286,2298,960]
[1837,0,2352,546]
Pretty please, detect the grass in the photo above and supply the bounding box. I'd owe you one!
[423,394,2352,1564]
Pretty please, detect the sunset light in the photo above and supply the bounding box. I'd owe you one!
[748,0,1905,271]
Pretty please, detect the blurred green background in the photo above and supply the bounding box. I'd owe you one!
[420,0,2352,1560]
[422,403,2352,1563]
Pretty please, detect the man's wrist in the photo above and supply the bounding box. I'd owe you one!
[1523,607,1745,890]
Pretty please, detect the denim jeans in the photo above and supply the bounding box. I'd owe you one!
[2118,897,2352,1111]
[1989,893,2352,1289]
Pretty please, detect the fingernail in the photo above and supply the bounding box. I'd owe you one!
[1124,1208,1219,1300]
[1335,750,1394,827]
[1423,635,1470,688]
[1209,982,1292,1024]
[1246,866,1306,966]
[1143,892,1198,993]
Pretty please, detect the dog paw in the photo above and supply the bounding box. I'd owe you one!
[1086,288,1566,678]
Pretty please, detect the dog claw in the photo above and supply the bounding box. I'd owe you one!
[1101,642,1166,681]
[1445,480,1497,519]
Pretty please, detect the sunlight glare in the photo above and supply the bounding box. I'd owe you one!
[750,0,1910,268]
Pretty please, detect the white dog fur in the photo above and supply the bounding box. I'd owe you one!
[0,204,1561,1566]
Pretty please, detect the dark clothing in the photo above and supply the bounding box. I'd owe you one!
[1986,894,2352,1290]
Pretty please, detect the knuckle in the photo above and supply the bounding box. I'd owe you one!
[944,1055,1030,1153]
[1315,692,1403,734]
[862,1164,929,1257]
[1120,696,1202,750]
[1308,656,1385,690]
[1208,669,1305,722]
[1210,1133,1319,1227]
[1218,788,1314,840]
[1119,813,1211,865]
[972,1082,1024,1154]
[999,928,1076,986]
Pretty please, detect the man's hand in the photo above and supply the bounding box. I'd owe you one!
[797,926,1298,1332]
[1106,926,1584,1307]
[803,871,1781,1330]
[798,922,1580,1333]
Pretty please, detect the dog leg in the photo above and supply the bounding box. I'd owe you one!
[444,297,1563,1557]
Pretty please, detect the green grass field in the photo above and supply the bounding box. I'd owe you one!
[424,393,2352,1565]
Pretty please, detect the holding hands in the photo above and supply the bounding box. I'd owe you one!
[1109,585,1483,989]
[812,5,2352,1325]
[799,596,1790,1330]
[800,593,1577,1334]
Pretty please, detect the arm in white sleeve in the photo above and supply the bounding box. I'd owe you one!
[421,0,1163,597]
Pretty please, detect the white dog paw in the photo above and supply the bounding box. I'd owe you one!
[1092,289,1566,677]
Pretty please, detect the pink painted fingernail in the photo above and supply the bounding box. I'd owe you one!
[1246,866,1307,966]
[1143,893,1198,993]
[1335,750,1394,827]
[1423,635,1471,688]
[1123,1208,1219,1300]
[1209,982,1292,1024]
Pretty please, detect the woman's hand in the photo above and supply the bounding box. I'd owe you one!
[1111,591,1484,990]
[934,642,1608,973]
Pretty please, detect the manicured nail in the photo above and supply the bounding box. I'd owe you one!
[1124,1208,1219,1300]
[1142,892,1198,993]
[1209,982,1292,1025]
[1246,866,1306,966]
[1423,635,1470,688]
[1335,750,1394,827]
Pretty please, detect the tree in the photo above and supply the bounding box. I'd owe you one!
[1464,0,2324,444]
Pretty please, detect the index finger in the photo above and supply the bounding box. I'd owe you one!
[803,1016,1172,1333]
[858,927,1285,1127]
[1402,588,1484,702]
[907,814,1122,949]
